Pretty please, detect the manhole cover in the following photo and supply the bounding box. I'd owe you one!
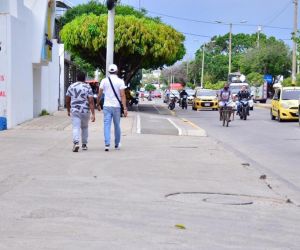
[166,192,285,206]
[203,195,253,205]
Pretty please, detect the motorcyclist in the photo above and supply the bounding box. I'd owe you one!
[180,89,188,99]
[236,85,251,115]
[179,89,188,109]
[219,83,233,120]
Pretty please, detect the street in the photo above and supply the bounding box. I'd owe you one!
[146,100,300,205]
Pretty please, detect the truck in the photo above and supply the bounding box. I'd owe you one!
[250,82,268,103]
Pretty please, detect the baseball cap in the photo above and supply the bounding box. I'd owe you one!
[108,64,118,73]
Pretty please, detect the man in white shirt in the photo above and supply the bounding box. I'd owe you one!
[97,64,127,151]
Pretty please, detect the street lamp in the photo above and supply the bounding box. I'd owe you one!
[216,20,247,75]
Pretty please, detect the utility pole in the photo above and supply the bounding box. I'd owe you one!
[201,44,205,88]
[228,23,232,75]
[292,0,298,85]
[186,57,189,83]
[216,20,246,75]
[257,25,262,48]
[106,0,117,76]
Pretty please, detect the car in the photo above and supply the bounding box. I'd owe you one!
[298,97,300,126]
[143,91,149,98]
[185,88,195,104]
[229,83,254,110]
[153,90,162,98]
[192,88,218,110]
[271,86,300,122]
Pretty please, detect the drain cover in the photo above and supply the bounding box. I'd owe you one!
[166,192,285,206]
[171,146,198,149]
[203,194,253,205]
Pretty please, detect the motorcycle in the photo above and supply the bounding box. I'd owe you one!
[129,96,139,106]
[238,99,250,120]
[168,97,177,110]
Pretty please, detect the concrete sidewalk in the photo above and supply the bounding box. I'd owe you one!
[0,110,299,249]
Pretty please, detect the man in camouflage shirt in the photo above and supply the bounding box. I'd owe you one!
[66,72,95,152]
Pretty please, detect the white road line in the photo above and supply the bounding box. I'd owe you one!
[153,103,162,115]
[167,118,182,136]
[137,114,141,134]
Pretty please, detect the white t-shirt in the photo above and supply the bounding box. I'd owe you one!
[100,75,126,108]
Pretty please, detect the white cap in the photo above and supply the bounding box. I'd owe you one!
[108,64,118,73]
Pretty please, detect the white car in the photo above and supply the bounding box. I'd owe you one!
[185,88,195,104]
[229,84,254,110]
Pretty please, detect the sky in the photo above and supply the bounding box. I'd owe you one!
[69,0,297,59]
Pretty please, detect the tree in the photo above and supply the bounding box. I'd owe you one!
[59,1,152,27]
[283,74,300,86]
[246,72,264,86]
[189,33,291,86]
[60,14,185,84]
[240,40,291,78]
[145,84,156,92]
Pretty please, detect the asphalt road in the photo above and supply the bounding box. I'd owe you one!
[172,103,300,203]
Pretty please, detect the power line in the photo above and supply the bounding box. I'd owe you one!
[145,9,293,31]
[181,32,211,38]
[182,31,291,42]
[264,0,293,26]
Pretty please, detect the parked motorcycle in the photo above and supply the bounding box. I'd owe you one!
[238,99,250,120]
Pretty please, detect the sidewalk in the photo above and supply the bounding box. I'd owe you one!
[0,110,299,249]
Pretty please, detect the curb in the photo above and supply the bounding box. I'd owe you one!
[171,117,207,137]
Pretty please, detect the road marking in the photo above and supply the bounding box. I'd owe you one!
[137,114,141,134]
[181,118,202,130]
[153,104,162,115]
[167,118,182,136]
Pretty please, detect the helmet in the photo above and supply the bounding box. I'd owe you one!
[108,64,118,73]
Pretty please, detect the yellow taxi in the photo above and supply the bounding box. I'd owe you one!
[271,86,300,122]
[192,88,218,111]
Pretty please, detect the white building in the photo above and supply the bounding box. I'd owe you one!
[0,0,64,129]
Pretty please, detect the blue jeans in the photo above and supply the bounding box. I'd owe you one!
[103,106,121,146]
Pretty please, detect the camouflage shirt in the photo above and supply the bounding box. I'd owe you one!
[66,82,93,113]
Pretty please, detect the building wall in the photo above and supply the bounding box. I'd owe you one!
[0,0,60,129]
[41,39,60,113]
[8,8,34,127]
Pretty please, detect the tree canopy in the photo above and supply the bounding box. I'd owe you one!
[59,1,156,27]
[60,13,185,84]
[188,33,292,85]
[240,40,291,77]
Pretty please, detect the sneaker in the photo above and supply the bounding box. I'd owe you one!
[115,143,121,150]
[72,143,79,152]
[105,145,110,152]
[82,144,88,151]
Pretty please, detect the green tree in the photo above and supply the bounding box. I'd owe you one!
[73,56,95,78]
[240,39,291,78]
[283,74,300,86]
[246,72,264,86]
[189,33,291,85]
[59,1,152,27]
[60,14,185,84]
[145,84,156,92]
